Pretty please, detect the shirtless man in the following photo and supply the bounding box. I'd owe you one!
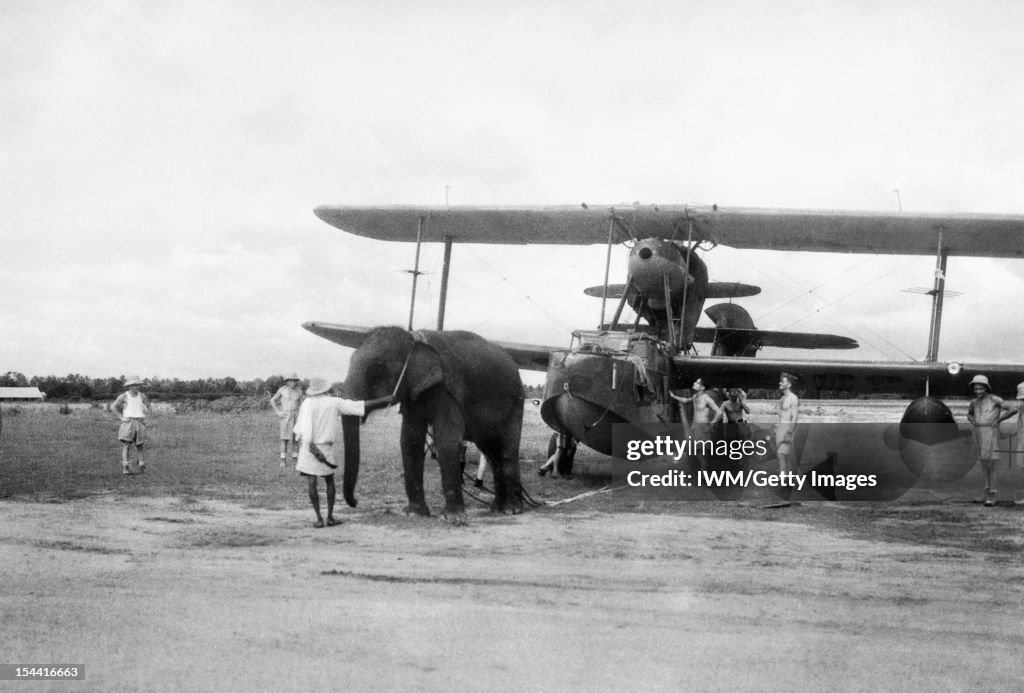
[713,388,751,442]
[776,373,799,475]
[671,378,722,470]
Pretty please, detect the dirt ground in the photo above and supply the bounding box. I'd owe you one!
[4,495,1024,691]
[3,403,1024,691]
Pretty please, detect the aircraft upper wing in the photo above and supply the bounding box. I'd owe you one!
[303,321,553,371]
[314,204,1024,257]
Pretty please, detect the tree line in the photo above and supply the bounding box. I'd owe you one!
[0,371,288,401]
[0,371,547,401]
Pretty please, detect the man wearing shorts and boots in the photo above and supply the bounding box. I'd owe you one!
[271,373,303,467]
[966,374,1014,506]
[112,376,150,475]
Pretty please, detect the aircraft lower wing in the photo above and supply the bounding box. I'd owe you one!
[315,204,1024,257]
[302,321,554,371]
[303,322,373,350]
[672,355,1022,398]
[305,321,1022,397]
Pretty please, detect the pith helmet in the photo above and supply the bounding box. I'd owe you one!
[1016,381,1024,400]
[284,372,300,382]
[306,377,331,396]
[969,374,991,392]
[125,376,144,387]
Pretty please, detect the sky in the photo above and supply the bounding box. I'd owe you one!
[4,0,1024,386]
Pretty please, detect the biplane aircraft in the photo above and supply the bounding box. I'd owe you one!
[305,204,1024,499]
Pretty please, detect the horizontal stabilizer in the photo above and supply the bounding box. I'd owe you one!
[583,281,760,299]
[692,326,858,350]
[583,284,628,298]
[669,355,1021,398]
[704,282,761,299]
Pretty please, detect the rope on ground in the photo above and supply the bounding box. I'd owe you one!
[460,472,548,508]
[543,484,620,507]
[461,484,494,507]
[519,484,544,508]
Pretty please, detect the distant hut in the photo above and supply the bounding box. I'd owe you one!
[0,387,45,401]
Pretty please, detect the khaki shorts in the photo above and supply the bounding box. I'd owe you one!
[278,410,298,440]
[974,425,997,459]
[118,418,146,445]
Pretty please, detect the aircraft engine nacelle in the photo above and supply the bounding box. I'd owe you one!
[887,396,974,483]
[625,239,709,346]
[627,240,692,308]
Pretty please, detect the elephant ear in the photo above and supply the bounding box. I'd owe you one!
[406,342,445,401]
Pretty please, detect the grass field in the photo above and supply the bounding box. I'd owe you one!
[3,402,1024,691]
[2,401,1023,556]
[0,403,595,510]
[0,397,923,503]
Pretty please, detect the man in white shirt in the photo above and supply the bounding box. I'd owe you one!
[270,373,303,467]
[111,376,150,475]
[293,377,393,528]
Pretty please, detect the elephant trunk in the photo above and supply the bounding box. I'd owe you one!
[342,414,361,507]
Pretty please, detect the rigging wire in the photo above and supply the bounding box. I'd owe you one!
[742,251,922,359]
[753,255,876,322]
[777,255,923,360]
[455,245,582,334]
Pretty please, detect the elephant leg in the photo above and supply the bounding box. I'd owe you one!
[476,439,498,479]
[400,413,431,516]
[435,435,467,521]
[478,438,510,512]
[432,404,467,521]
[489,404,525,514]
[498,451,526,514]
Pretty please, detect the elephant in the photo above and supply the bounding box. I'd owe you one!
[340,326,525,519]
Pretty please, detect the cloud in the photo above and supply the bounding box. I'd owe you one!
[4,1,1024,384]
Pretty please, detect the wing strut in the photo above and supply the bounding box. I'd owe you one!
[678,217,695,351]
[925,230,948,362]
[437,235,453,330]
[608,278,633,330]
[664,274,677,346]
[599,216,615,329]
[405,217,453,331]
[407,216,425,330]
